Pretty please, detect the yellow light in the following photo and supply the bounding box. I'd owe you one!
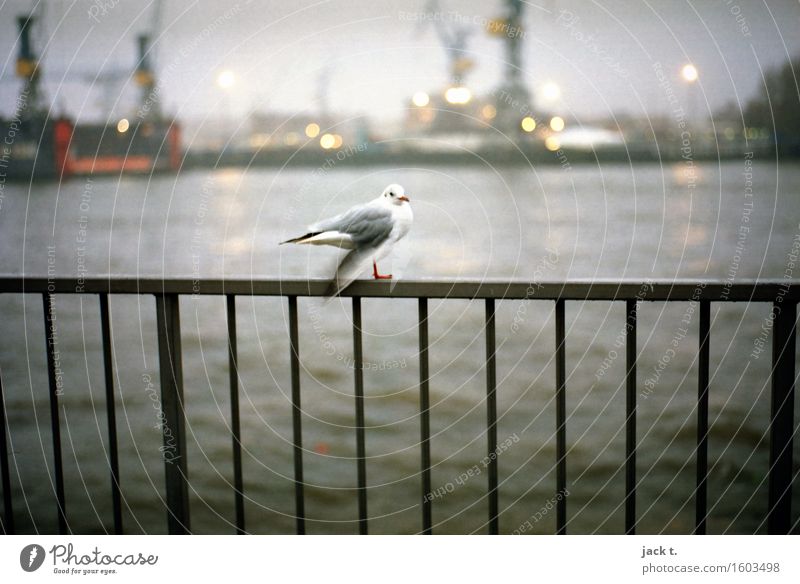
[305,123,320,138]
[332,134,343,149]
[541,81,561,101]
[486,18,511,37]
[418,109,434,123]
[444,86,472,105]
[521,116,536,132]
[116,118,130,133]
[16,58,37,78]
[284,132,299,146]
[216,70,235,89]
[320,133,336,149]
[545,136,561,151]
[549,116,565,132]
[249,133,270,148]
[681,64,698,83]
[481,104,497,120]
[412,92,430,107]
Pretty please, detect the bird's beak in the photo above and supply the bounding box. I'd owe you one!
[398,195,410,202]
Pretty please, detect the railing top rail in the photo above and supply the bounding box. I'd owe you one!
[0,276,797,301]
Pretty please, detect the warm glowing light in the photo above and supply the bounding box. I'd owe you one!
[412,92,430,107]
[116,118,129,133]
[284,132,299,146]
[521,116,536,132]
[305,123,320,138]
[545,136,561,151]
[216,70,235,89]
[444,86,472,105]
[681,64,698,83]
[418,109,434,123]
[332,134,343,149]
[320,133,336,149]
[481,104,497,120]
[249,133,271,148]
[541,81,561,101]
[549,116,565,132]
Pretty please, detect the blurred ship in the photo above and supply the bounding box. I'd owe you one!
[0,15,73,180]
[68,30,181,176]
[398,0,627,158]
[214,0,628,167]
[1,6,180,181]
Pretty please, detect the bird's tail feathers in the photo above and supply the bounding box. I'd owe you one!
[280,232,321,245]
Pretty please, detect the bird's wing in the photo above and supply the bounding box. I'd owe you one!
[324,246,379,297]
[310,204,394,248]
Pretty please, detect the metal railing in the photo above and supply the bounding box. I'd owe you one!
[0,277,796,535]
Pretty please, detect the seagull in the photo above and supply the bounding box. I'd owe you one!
[281,184,413,294]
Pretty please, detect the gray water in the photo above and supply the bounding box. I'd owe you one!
[1,160,799,534]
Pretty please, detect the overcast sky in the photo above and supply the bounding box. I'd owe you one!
[1,0,799,124]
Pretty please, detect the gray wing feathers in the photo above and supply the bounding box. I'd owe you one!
[311,205,393,247]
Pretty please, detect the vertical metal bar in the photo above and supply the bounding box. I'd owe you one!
[155,293,190,534]
[555,299,567,535]
[287,296,306,535]
[768,300,796,535]
[418,298,432,534]
[695,300,710,535]
[99,294,122,534]
[625,299,637,535]
[0,368,14,534]
[43,293,67,534]
[352,297,367,534]
[485,299,499,535]
[226,295,245,534]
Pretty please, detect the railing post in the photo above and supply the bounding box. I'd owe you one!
[418,298,432,534]
[43,293,68,534]
[226,295,245,534]
[0,368,13,534]
[155,293,190,534]
[695,300,710,534]
[555,299,567,535]
[99,294,122,534]
[768,300,796,534]
[287,296,306,535]
[485,299,499,535]
[625,300,637,535]
[352,297,368,534]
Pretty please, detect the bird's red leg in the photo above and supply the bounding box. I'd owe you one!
[372,260,392,280]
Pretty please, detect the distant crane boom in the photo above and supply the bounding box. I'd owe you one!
[420,0,475,86]
[135,0,165,119]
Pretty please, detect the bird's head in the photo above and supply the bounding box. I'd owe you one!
[382,184,410,205]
